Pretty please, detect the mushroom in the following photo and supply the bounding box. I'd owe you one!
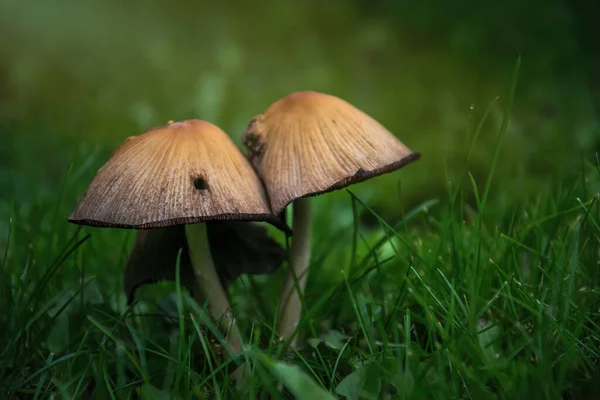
[69,119,289,356]
[242,91,420,345]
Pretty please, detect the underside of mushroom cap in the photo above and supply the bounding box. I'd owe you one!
[124,221,287,304]
[69,119,288,232]
[242,91,421,214]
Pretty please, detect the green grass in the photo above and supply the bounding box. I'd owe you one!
[1,59,600,399]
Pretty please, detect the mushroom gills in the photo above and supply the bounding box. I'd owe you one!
[124,221,287,304]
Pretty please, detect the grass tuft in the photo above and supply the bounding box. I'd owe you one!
[1,59,599,398]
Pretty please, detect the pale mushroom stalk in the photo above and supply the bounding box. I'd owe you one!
[123,220,287,384]
[185,223,242,353]
[278,197,312,343]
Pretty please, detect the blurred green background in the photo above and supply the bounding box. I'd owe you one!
[0,0,599,294]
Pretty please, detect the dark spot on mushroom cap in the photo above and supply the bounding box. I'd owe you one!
[193,177,209,190]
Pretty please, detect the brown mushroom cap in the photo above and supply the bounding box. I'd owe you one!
[242,91,420,214]
[69,119,286,231]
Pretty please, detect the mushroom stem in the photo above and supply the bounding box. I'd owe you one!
[185,223,243,355]
[278,197,312,345]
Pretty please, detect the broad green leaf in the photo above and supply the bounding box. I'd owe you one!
[477,320,502,363]
[336,364,381,400]
[271,362,336,400]
[253,349,334,400]
[137,384,172,400]
[323,330,350,350]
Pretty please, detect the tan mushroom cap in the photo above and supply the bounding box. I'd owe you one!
[242,91,420,214]
[69,119,286,230]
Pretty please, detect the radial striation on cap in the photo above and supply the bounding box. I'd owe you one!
[242,91,421,214]
[69,119,284,230]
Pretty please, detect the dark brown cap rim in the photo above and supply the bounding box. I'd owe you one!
[67,212,292,235]
[274,151,421,214]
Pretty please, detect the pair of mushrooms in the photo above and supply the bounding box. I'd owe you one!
[68,90,420,354]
